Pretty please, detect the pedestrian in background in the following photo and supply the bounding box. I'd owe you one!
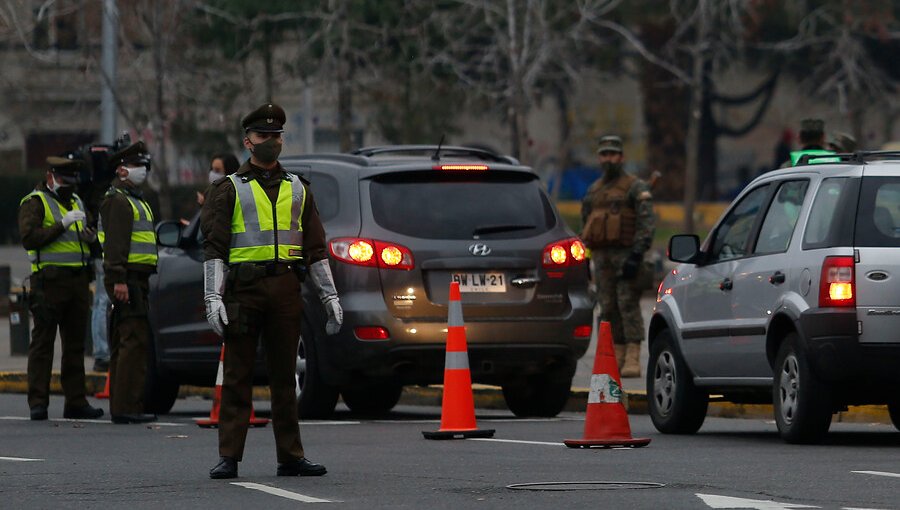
[18,153,104,421]
[580,135,655,378]
[827,131,858,153]
[197,153,240,206]
[783,119,834,167]
[202,103,342,479]
[98,141,158,424]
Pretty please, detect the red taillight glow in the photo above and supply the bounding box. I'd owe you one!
[330,238,414,270]
[354,326,390,340]
[542,238,588,268]
[573,325,592,338]
[819,256,855,307]
[432,164,489,171]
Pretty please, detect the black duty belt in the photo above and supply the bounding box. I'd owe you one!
[230,262,298,280]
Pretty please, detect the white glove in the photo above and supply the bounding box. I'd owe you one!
[204,259,229,337]
[309,260,343,335]
[61,210,86,228]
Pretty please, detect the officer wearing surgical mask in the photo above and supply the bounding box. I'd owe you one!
[98,141,159,424]
[202,103,339,479]
[18,153,104,421]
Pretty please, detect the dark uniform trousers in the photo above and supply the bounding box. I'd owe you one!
[595,248,645,346]
[220,269,305,463]
[27,268,91,410]
[105,273,150,416]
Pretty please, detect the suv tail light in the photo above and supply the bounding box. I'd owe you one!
[819,256,855,307]
[330,238,414,270]
[432,164,489,171]
[542,238,587,268]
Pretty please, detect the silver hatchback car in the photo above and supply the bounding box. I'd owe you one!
[649,152,900,443]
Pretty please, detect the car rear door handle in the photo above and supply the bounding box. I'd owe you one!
[719,278,733,291]
[769,271,786,285]
[511,277,540,288]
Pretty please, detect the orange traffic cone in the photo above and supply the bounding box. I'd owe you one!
[196,344,269,428]
[94,372,110,399]
[423,282,494,440]
[564,321,650,448]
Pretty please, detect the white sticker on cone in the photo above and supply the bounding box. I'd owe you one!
[588,374,622,404]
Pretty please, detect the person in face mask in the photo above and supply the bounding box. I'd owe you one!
[197,153,240,205]
[580,134,656,378]
[201,103,340,479]
[98,141,159,424]
[18,153,104,421]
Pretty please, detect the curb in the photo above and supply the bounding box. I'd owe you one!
[0,371,891,425]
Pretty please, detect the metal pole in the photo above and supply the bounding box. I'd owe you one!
[303,83,314,153]
[100,0,118,144]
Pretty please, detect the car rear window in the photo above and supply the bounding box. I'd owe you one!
[855,177,900,247]
[369,171,556,239]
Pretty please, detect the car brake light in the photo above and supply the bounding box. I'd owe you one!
[432,164,489,171]
[573,325,592,338]
[819,256,855,307]
[330,238,414,270]
[542,237,587,268]
[354,326,390,340]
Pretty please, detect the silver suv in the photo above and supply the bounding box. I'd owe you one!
[649,152,900,443]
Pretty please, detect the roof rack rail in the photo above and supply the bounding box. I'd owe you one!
[352,145,519,164]
[796,150,900,166]
[281,153,372,166]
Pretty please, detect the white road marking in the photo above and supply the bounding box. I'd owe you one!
[0,456,44,462]
[0,416,183,426]
[696,493,819,509]
[231,482,335,503]
[468,438,564,446]
[301,421,360,426]
[851,470,900,479]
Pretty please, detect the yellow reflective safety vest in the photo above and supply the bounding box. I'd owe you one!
[98,188,158,266]
[19,190,90,273]
[228,173,306,263]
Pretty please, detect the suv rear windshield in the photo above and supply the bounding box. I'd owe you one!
[369,170,555,239]
[855,177,900,247]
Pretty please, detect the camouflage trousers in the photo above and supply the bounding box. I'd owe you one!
[592,249,645,346]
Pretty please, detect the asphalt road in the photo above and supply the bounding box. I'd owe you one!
[1,394,898,509]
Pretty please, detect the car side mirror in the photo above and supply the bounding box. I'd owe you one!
[668,234,700,263]
[156,220,183,248]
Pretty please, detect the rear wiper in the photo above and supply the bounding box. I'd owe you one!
[472,224,537,236]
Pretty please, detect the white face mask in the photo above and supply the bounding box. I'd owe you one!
[209,170,223,184]
[48,175,68,193]
[124,165,148,185]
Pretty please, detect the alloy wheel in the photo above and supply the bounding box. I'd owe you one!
[653,350,677,416]
[779,353,800,425]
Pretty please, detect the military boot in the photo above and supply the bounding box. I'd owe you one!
[614,344,627,371]
[620,343,641,378]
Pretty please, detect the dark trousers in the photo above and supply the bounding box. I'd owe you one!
[105,274,150,416]
[27,268,91,410]
[219,271,304,463]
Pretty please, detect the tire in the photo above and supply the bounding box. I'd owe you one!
[143,336,179,415]
[502,371,573,418]
[341,382,403,416]
[296,318,340,419]
[647,329,708,434]
[773,333,833,444]
[888,402,900,432]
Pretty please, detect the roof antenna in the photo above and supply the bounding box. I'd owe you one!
[432,134,445,161]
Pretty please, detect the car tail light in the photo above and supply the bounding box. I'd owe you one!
[819,256,855,307]
[354,326,390,340]
[432,164,489,171]
[542,238,587,268]
[573,325,592,338]
[330,238,414,270]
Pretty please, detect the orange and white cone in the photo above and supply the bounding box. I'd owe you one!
[564,321,650,448]
[423,282,494,440]
[196,344,269,428]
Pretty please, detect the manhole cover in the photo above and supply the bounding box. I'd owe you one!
[507,481,665,491]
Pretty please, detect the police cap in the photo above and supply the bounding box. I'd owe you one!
[242,103,286,133]
[108,141,151,171]
[800,118,825,136]
[46,152,85,184]
[596,135,623,154]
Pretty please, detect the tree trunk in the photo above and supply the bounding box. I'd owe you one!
[337,20,354,152]
[551,87,571,201]
[152,1,172,219]
[697,60,718,200]
[684,0,711,234]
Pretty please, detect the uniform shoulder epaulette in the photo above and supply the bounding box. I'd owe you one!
[104,187,120,198]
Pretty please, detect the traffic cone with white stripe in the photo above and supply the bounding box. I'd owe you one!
[423,281,495,440]
[196,344,269,428]
[564,321,650,448]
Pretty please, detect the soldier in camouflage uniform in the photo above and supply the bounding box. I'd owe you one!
[581,135,655,378]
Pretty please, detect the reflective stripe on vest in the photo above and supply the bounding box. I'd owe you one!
[19,191,90,273]
[98,189,158,266]
[790,149,838,166]
[228,173,306,263]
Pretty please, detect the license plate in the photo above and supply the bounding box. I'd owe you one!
[451,272,506,293]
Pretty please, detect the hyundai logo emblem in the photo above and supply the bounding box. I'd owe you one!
[468,243,491,256]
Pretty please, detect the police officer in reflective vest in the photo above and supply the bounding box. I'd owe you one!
[581,135,655,378]
[202,103,342,479]
[18,154,104,421]
[783,118,837,167]
[98,141,158,424]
